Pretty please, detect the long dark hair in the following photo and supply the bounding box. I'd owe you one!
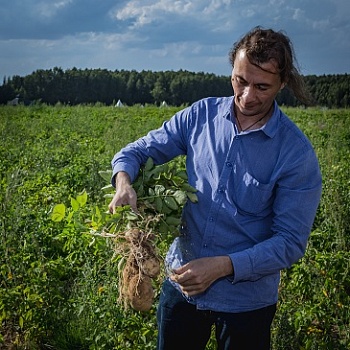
[229,26,312,105]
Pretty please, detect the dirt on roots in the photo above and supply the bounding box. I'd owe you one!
[116,228,161,311]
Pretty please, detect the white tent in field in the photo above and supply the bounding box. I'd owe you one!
[7,97,19,106]
[160,100,168,108]
[115,99,124,107]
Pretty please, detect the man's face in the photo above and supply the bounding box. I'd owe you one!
[231,50,285,118]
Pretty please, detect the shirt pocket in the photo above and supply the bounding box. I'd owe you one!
[231,171,275,215]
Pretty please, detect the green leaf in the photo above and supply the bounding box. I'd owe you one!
[99,170,113,182]
[186,192,198,203]
[176,170,188,180]
[76,190,88,207]
[136,183,145,196]
[181,183,198,193]
[71,197,79,211]
[144,157,154,171]
[67,210,74,222]
[101,184,113,191]
[155,197,163,212]
[19,316,24,328]
[154,184,166,195]
[160,202,172,214]
[173,190,187,205]
[51,204,66,222]
[125,211,138,221]
[164,196,178,210]
[166,216,181,226]
[94,206,102,223]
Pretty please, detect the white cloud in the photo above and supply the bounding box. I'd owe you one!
[151,41,202,58]
[114,0,195,27]
[289,5,331,32]
[241,7,256,18]
[268,0,285,5]
[291,8,304,21]
[113,0,238,29]
[203,0,233,15]
[35,0,73,19]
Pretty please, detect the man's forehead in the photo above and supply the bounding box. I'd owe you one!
[235,49,279,75]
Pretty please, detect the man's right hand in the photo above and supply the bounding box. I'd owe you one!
[108,171,139,214]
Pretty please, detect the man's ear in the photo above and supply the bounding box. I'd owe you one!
[280,82,286,90]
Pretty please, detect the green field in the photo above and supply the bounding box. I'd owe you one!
[1,104,349,349]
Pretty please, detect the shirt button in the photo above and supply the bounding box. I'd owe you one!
[203,244,208,248]
[226,162,232,167]
[218,186,225,193]
[209,217,214,222]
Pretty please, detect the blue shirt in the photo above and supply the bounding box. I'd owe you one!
[111,96,322,313]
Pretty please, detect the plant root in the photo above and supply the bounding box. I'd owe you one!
[116,228,161,311]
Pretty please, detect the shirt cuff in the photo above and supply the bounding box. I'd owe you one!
[228,250,253,283]
[111,163,137,187]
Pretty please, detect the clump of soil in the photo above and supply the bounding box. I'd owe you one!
[128,275,154,312]
[117,228,161,311]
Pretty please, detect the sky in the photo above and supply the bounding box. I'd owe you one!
[0,0,349,81]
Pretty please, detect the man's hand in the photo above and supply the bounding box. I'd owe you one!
[108,171,139,214]
[170,256,234,296]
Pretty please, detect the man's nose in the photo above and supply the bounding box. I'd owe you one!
[242,86,256,102]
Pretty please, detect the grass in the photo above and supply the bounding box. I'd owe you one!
[0,104,349,349]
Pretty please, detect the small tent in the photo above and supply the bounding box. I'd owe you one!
[7,97,19,106]
[115,99,124,107]
[160,101,168,108]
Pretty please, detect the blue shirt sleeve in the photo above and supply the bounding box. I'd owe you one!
[111,107,191,185]
[230,147,322,282]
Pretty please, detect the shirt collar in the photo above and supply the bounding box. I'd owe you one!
[227,98,279,139]
[261,100,279,139]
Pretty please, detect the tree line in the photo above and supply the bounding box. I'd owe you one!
[1,67,349,107]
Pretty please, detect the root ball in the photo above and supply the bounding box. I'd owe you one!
[128,275,154,312]
[141,257,160,278]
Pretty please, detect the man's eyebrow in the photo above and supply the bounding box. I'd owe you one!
[256,82,273,87]
[233,74,247,82]
[234,74,273,87]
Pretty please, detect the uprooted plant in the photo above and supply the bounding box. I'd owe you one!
[51,157,198,311]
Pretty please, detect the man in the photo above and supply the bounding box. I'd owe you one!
[109,27,322,350]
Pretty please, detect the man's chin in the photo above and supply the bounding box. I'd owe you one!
[238,107,259,117]
[235,100,260,117]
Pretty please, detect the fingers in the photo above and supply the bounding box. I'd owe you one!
[170,272,206,296]
[170,267,192,285]
[172,263,188,275]
[108,188,139,214]
[127,192,139,214]
[170,257,228,296]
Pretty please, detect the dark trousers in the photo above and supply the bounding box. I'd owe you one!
[157,279,276,350]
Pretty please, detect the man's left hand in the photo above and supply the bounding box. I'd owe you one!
[170,256,234,296]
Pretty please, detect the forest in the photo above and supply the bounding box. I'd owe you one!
[1,67,349,108]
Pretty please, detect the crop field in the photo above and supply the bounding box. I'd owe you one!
[0,104,349,349]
